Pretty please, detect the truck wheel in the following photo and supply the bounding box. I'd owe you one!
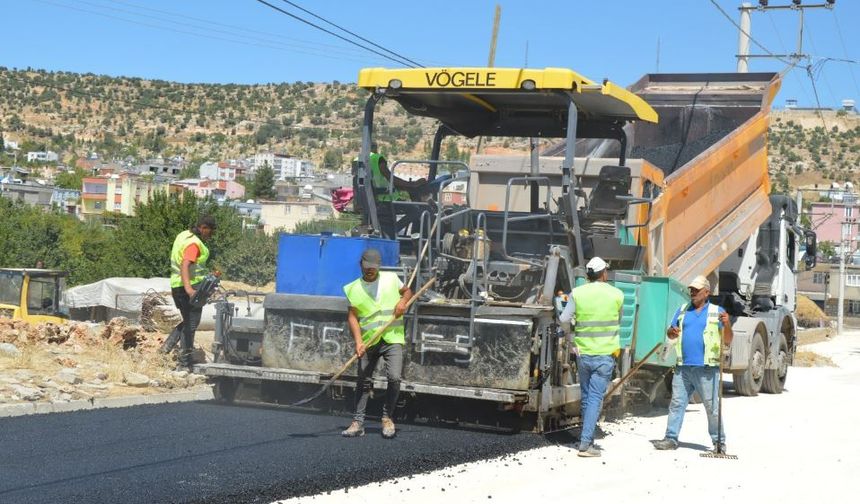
[733,331,765,396]
[762,332,788,394]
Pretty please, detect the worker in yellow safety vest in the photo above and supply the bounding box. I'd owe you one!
[559,256,624,458]
[159,215,216,370]
[341,248,412,439]
[654,274,733,453]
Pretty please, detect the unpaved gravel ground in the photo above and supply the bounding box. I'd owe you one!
[279,331,860,503]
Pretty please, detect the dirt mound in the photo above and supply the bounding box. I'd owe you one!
[797,294,828,328]
[0,318,92,345]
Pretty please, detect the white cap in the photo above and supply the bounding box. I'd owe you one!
[586,256,607,274]
[688,275,710,290]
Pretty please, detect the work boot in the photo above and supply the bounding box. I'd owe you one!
[341,421,365,438]
[653,438,679,450]
[381,417,396,439]
[711,443,728,454]
[577,445,601,458]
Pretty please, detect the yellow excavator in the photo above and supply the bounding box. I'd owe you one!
[0,268,69,324]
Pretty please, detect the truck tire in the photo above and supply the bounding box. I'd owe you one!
[762,332,788,394]
[733,331,765,396]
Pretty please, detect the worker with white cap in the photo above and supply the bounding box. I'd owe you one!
[653,274,733,453]
[559,256,624,457]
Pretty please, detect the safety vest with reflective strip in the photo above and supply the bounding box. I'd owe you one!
[369,152,409,202]
[571,281,624,355]
[675,303,722,366]
[343,271,405,345]
[169,230,210,289]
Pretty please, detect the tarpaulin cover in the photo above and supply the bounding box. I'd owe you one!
[64,277,171,312]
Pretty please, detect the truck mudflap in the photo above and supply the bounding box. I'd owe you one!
[260,294,540,391]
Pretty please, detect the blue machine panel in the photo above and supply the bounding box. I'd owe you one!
[276,234,399,296]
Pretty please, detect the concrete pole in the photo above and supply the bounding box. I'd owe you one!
[838,220,846,335]
[737,3,752,73]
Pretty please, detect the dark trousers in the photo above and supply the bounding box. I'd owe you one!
[353,343,404,423]
[167,285,203,367]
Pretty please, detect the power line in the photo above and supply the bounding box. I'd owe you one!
[803,20,838,106]
[830,10,860,98]
[766,10,813,104]
[707,0,796,67]
[252,0,418,68]
[34,0,389,66]
[102,0,374,55]
[276,0,424,68]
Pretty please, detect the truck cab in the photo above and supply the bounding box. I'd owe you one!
[0,268,69,324]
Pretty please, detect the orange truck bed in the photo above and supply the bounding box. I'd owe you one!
[625,73,781,285]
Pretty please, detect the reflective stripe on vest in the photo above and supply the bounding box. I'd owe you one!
[369,153,409,202]
[571,281,624,355]
[675,303,722,366]
[169,230,210,288]
[343,271,405,345]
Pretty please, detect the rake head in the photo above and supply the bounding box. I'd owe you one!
[700,451,738,460]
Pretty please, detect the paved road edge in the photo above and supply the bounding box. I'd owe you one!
[0,386,215,418]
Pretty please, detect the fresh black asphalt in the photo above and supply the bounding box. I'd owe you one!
[0,401,551,504]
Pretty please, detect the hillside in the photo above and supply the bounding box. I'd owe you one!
[1,67,859,184]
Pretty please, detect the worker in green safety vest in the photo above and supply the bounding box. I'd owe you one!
[159,215,217,370]
[357,151,426,239]
[654,274,733,453]
[341,248,412,439]
[559,256,624,458]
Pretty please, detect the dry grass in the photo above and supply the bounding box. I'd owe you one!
[794,350,836,367]
[797,328,834,346]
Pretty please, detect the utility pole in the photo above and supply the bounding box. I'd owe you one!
[736,1,836,71]
[476,5,501,156]
[838,216,855,335]
[737,2,752,72]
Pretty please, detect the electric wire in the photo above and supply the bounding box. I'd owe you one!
[803,20,838,107]
[101,0,375,55]
[830,10,860,98]
[33,0,389,66]
[766,10,813,103]
[707,0,796,66]
[276,0,424,68]
[252,0,418,68]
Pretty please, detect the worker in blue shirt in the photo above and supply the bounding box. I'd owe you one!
[653,274,733,453]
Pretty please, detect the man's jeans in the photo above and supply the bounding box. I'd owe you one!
[354,343,404,423]
[578,354,615,450]
[665,365,725,445]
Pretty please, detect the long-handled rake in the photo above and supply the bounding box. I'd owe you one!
[700,340,737,460]
[290,277,435,406]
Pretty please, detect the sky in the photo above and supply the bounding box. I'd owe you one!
[1,0,858,108]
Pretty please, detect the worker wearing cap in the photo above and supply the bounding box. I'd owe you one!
[653,274,733,453]
[342,248,412,439]
[160,215,216,370]
[559,256,624,458]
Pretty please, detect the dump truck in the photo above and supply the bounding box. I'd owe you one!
[195,68,814,431]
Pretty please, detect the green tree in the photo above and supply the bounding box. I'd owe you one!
[323,148,343,170]
[252,162,277,200]
[53,168,86,190]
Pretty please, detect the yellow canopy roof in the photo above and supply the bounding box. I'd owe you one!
[358,67,658,138]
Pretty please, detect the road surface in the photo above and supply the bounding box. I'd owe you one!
[0,402,545,503]
[281,331,860,503]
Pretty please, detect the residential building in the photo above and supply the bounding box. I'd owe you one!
[259,199,336,234]
[254,153,314,180]
[798,264,860,318]
[173,178,245,201]
[809,201,860,245]
[51,188,81,216]
[26,151,59,163]
[0,181,54,208]
[81,173,167,217]
[2,137,18,150]
[441,180,468,206]
[199,160,248,182]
